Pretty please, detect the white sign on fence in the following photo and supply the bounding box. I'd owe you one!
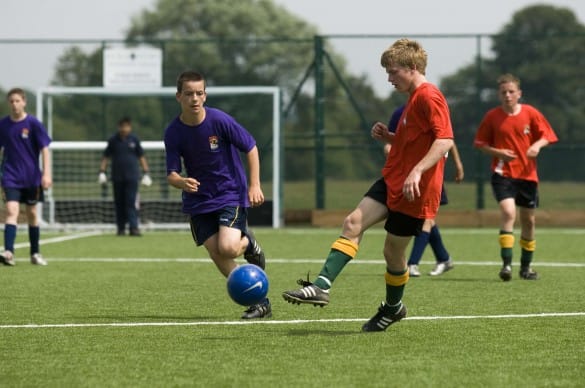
[103,47,162,88]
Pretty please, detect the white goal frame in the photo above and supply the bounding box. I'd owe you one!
[36,86,282,228]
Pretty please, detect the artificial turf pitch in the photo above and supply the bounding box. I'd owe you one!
[1,228,584,387]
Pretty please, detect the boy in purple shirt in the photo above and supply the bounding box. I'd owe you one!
[164,71,270,319]
[0,88,52,266]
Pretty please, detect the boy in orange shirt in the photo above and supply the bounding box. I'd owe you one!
[474,74,558,281]
[361,39,454,331]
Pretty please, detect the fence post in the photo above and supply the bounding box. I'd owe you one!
[475,34,485,210]
[314,35,325,209]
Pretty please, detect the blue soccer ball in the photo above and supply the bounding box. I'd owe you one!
[226,264,269,306]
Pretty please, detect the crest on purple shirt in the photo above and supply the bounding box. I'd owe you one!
[209,135,219,150]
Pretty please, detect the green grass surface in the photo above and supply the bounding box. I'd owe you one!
[1,229,584,387]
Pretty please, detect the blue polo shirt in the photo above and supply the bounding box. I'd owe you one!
[103,133,144,182]
[0,114,51,188]
[164,107,256,216]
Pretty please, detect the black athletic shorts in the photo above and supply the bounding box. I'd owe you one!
[366,177,448,206]
[189,206,248,246]
[491,173,538,209]
[364,178,387,204]
[2,186,44,205]
[384,210,425,237]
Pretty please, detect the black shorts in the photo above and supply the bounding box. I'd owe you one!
[491,173,538,209]
[189,206,248,246]
[2,186,44,205]
[439,184,448,205]
[366,178,448,206]
[384,210,425,237]
[364,178,387,204]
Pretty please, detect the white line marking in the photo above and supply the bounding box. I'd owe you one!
[14,231,102,249]
[1,312,583,330]
[43,257,585,267]
[281,228,585,235]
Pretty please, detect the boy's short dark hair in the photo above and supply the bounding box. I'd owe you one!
[176,71,206,93]
[6,88,26,100]
[118,117,132,126]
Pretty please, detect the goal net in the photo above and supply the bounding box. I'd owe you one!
[37,86,282,230]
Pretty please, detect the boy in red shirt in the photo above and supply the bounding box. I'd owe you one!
[474,74,558,281]
[361,39,454,331]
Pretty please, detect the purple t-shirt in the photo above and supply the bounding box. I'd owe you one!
[0,114,52,188]
[164,107,256,215]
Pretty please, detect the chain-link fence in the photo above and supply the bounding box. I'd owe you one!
[1,34,583,212]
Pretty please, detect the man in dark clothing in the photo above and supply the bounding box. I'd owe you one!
[99,117,151,236]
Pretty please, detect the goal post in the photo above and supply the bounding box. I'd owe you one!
[37,86,283,229]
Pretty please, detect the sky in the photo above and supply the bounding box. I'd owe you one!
[0,0,583,95]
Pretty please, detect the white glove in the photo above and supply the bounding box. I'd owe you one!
[98,172,107,185]
[141,174,152,187]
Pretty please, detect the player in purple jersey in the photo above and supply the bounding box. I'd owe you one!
[164,70,271,319]
[0,88,52,266]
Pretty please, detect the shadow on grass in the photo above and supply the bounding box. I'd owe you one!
[426,277,499,283]
[286,328,360,336]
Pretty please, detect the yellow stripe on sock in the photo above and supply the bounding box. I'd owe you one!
[331,238,358,259]
[385,270,409,286]
[520,239,536,251]
[499,234,515,249]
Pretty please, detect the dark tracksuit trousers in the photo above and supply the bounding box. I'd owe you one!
[112,179,139,232]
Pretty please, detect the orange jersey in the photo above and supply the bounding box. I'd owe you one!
[382,83,453,219]
[474,104,558,182]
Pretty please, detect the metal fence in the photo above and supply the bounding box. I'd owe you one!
[0,34,583,211]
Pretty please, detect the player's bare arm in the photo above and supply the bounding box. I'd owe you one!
[383,143,392,157]
[450,143,465,183]
[139,156,150,173]
[527,138,550,159]
[478,145,517,161]
[246,146,264,207]
[99,157,109,172]
[403,138,454,201]
[41,146,52,189]
[167,171,200,193]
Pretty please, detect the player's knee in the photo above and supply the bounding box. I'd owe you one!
[501,209,515,223]
[341,213,362,240]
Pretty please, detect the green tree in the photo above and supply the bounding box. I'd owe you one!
[50,0,391,186]
[491,4,585,143]
[443,4,585,146]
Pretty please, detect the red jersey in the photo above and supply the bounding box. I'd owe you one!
[382,83,453,219]
[474,104,558,182]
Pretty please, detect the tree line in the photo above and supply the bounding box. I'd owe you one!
[1,1,583,181]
